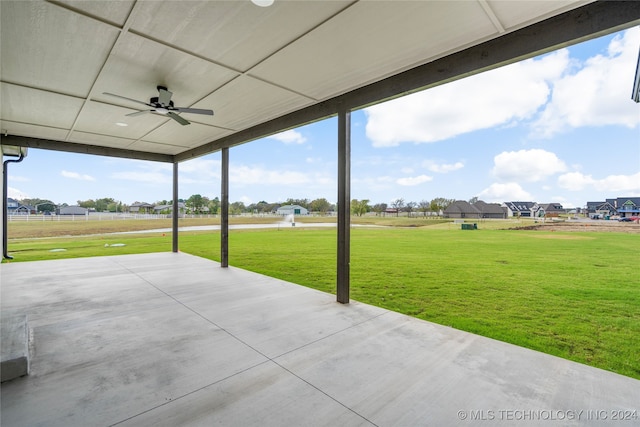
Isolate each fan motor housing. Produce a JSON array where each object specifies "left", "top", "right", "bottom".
[{"left": 150, "top": 97, "right": 174, "bottom": 108}]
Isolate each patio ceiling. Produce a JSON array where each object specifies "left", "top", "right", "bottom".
[{"left": 1, "top": 1, "right": 639, "bottom": 163}]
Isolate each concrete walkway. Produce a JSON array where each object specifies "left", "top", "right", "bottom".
[{"left": 1, "top": 253, "right": 638, "bottom": 426}]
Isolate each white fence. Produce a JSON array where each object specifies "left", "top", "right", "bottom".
[{"left": 7, "top": 213, "right": 222, "bottom": 222}]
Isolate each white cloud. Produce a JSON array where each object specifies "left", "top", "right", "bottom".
[
  {"left": 179, "top": 158, "right": 220, "bottom": 177},
  {"left": 269, "top": 129, "right": 306, "bottom": 145},
  {"left": 558, "top": 171, "right": 640, "bottom": 192},
  {"left": 238, "top": 195, "right": 253, "bottom": 205},
  {"left": 492, "top": 149, "right": 567, "bottom": 182},
  {"left": 364, "top": 49, "right": 569, "bottom": 146},
  {"left": 396, "top": 175, "right": 433, "bottom": 186},
  {"left": 477, "top": 183, "right": 533, "bottom": 202},
  {"left": 426, "top": 161, "right": 464, "bottom": 173},
  {"left": 61, "top": 170, "right": 95, "bottom": 181},
  {"left": 230, "top": 164, "right": 309, "bottom": 186},
  {"left": 8, "top": 186, "right": 29, "bottom": 199},
  {"left": 532, "top": 28, "right": 640, "bottom": 137},
  {"left": 8, "top": 175, "right": 30, "bottom": 182}
]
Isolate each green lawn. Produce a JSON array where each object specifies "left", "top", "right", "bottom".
[{"left": 4, "top": 226, "right": 639, "bottom": 379}]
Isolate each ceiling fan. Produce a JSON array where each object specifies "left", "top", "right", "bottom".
[{"left": 103, "top": 86, "right": 213, "bottom": 126}]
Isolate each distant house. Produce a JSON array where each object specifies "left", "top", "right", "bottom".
[
  {"left": 57, "top": 206, "right": 88, "bottom": 215},
  {"left": 538, "top": 203, "right": 565, "bottom": 217},
  {"left": 443, "top": 200, "right": 507, "bottom": 219},
  {"left": 587, "top": 198, "right": 640, "bottom": 218},
  {"left": 6, "top": 198, "right": 20, "bottom": 214},
  {"left": 503, "top": 201, "right": 536, "bottom": 217},
  {"left": 276, "top": 205, "right": 308, "bottom": 215},
  {"left": 443, "top": 201, "right": 480, "bottom": 219},
  {"left": 129, "top": 202, "right": 154, "bottom": 214},
  {"left": 153, "top": 202, "right": 185, "bottom": 215},
  {"left": 473, "top": 201, "right": 507, "bottom": 219},
  {"left": 615, "top": 198, "right": 640, "bottom": 218},
  {"left": 6, "top": 198, "right": 36, "bottom": 214}
]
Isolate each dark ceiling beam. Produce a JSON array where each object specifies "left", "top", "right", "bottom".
[
  {"left": 175, "top": 0, "right": 640, "bottom": 163},
  {"left": 0, "top": 135, "right": 174, "bottom": 163}
]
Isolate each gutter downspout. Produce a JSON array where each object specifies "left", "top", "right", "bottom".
[{"left": 3, "top": 153, "right": 25, "bottom": 259}]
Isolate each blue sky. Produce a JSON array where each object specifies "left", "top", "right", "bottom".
[{"left": 7, "top": 28, "right": 640, "bottom": 209}]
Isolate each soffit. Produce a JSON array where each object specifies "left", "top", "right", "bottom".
[{"left": 1, "top": 0, "right": 638, "bottom": 162}]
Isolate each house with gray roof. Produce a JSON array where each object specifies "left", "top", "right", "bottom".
[
  {"left": 276, "top": 205, "right": 308, "bottom": 216},
  {"left": 473, "top": 201, "right": 507, "bottom": 219},
  {"left": 129, "top": 202, "right": 154, "bottom": 214},
  {"left": 443, "top": 201, "right": 480, "bottom": 219},
  {"left": 536, "top": 203, "right": 565, "bottom": 218},
  {"left": 503, "top": 201, "right": 536, "bottom": 217}
]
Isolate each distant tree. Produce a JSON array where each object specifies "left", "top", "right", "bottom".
[
  {"left": 418, "top": 200, "right": 431, "bottom": 217},
  {"left": 95, "top": 197, "right": 115, "bottom": 212},
  {"left": 468, "top": 196, "right": 479, "bottom": 204},
  {"left": 310, "top": 198, "right": 332, "bottom": 214},
  {"left": 106, "top": 201, "right": 123, "bottom": 212},
  {"left": 22, "top": 198, "right": 56, "bottom": 213},
  {"left": 187, "top": 194, "right": 204, "bottom": 213},
  {"left": 285, "top": 198, "right": 310, "bottom": 209},
  {"left": 405, "top": 201, "right": 417, "bottom": 217},
  {"left": 372, "top": 203, "right": 387, "bottom": 216},
  {"left": 208, "top": 197, "right": 220, "bottom": 214},
  {"left": 430, "top": 197, "right": 455, "bottom": 216},
  {"left": 351, "top": 199, "right": 370, "bottom": 216},
  {"left": 77, "top": 199, "right": 96, "bottom": 209},
  {"left": 391, "top": 198, "right": 405, "bottom": 216},
  {"left": 230, "top": 201, "right": 246, "bottom": 215}
]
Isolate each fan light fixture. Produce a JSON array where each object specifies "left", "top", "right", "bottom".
[{"left": 251, "top": 0, "right": 274, "bottom": 7}]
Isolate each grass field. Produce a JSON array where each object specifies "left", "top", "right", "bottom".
[{"left": 3, "top": 219, "right": 639, "bottom": 380}]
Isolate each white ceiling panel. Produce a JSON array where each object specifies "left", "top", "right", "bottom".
[
  {"left": 250, "top": 1, "right": 497, "bottom": 101},
  {"left": 73, "top": 101, "right": 167, "bottom": 139},
  {"left": 56, "top": 0, "right": 135, "bottom": 26},
  {"left": 142, "top": 122, "right": 231, "bottom": 147},
  {"left": 1, "top": 83, "right": 84, "bottom": 129},
  {"left": 67, "top": 131, "right": 137, "bottom": 149},
  {"left": 128, "top": 140, "right": 202, "bottom": 156},
  {"left": 0, "top": 121, "right": 70, "bottom": 142},
  {"left": 130, "top": 0, "right": 353, "bottom": 72},
  {"left": 191, "top": 75, "right": 314, "bottom": 131},
  {"left": 2, "top": 0, "right": 633, "bottom": 161},
  {"left": 488, "top": 0, "right": 591, "bottom": 31},
  {"left": 92, "top": 32, "right": 239, "bottom": 108},
  {"left": 0, "top": 1, "right": 119, "bottom": 97}
]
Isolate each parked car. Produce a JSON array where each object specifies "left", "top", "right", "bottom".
[{"left": 619, "top": 216, "right": 639, "bottom": 222}]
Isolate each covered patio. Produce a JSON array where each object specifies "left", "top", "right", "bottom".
[
  {"left": 2, "top": 1, "right": 640, "bottom": 425},
  {"left": 2, "top": 253, "right": 639, "bottom": 426}
]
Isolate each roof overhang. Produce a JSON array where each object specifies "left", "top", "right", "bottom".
[{"left": 2, "top": 1, "right": 639, "bottom": 164}]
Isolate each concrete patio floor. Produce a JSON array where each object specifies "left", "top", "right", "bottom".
[{"left": 1, "top": 252, "right": 638, "bottom": 426}]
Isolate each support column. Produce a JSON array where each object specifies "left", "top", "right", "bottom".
[
  {"left": 172, "top": 162, "right": 179, "bottom": 253},
  {"left": 337, "top": 108, "right": 351, "bottom": 303},
  {"left": 221, "top": 147, "right": 229, "bottom": 268}
]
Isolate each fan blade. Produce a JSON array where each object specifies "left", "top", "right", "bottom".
[
  {"left": 173, "top": 107, "right": 214, "bottom": 116},
  {"left": 126, "top": 110, "right": 153, "bottom": 117},
  {"left": 103, "top": 92, "right": 151, "bottom": 107},
  {"left": 158, "top": 87, "right": 173, "bottom": 106},
  {"left": 166, "top": 112, "right": 190, "bottom": 126}
]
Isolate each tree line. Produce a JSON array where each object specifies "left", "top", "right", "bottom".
[{"left": 15, "top": 195, "right": 457, "bottom": 217}]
